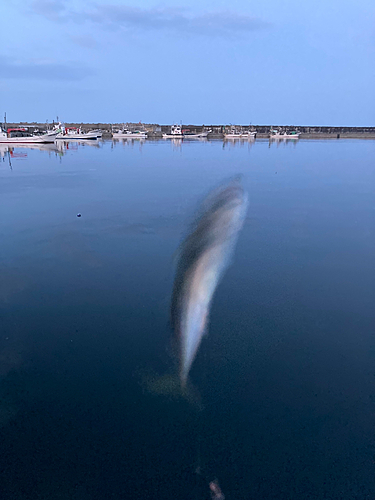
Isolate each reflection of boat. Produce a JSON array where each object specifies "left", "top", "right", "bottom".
[
  {"left": 1, "top": 143, "right": 60, "bottom": 153},
  {"left": 112, "top": 129, "right": 147, "bottom": 139},
  {"left": 6, "top": 143, "right": 59, "bottom": 152},
  {"left": 0, "top": 145, "right": 27, "bottom": 163},
  {"left": 171, "top": 138, "right": 183, "bottom": 150},
  {"left": 113, "top": 138, "right": 145, "bottom": 146},
  {"left": 56, "top": 140, "right": 100, "bottom": 153},
  {"left": 224, "top": 127, "right": 256, "bottom": 140},
  {"left": 0, "top": 126, "right": 59, "bottom": 143},
  {"left": 0, "top": 142, "right": 65, "bottom": 163},
  {"left": 163, "top": 125, "right": 183, "bottom": 138},
  {"left": 73, "top": 140, "right": 100, "bottom": 148},
  {"left": 56, "top": 126, "right": 98, "bottom": 140},
  {"left": 182, "top": 129, "right": 211, "bottom": 139},
  {"left": 222, "top": 138, "right": 254, "bottom": 150},
  {"left": 269, "top": 129, "right": 300, "bottom": 139},
  {"left": 0, "top": 144, "right": 12, "bottom": 159}
]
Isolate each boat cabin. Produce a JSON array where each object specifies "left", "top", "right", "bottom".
[{"left": 7, "top": 128, "right": 32, "bottom": 138}]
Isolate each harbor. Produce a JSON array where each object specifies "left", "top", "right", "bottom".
[
  {"left": 2, "top": 0, "right": 373, "bottom": 497},
  {"left": 2, "top": 121, "right": 375, "bottom": 141}
]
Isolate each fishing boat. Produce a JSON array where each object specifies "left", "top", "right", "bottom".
[
  {"left": 224, "top": 127, "right": 256, "bottom": 140},
  {"left": 182, "top": 128, "right": 211, "bottom": 139},
  {"left": 92, "top": 129, "right": 103, "bottom": 139},
  {"left": 56, "top": 126, "right": 99, "bottom": 140},
  {"left": 240, "top": 131, "right": 256, "bottom": 139},
  {"left": 163, "top": 125, "right": 183, "bottom": 139},
  {"left": 269, "top": 130, "right": 300, "bottom": 140},
  {"left": 112, "top": 129, "right": 147, "bottom": 139},
  {"left": 0, "top": 126, "right": 59, "bottom": 143}
]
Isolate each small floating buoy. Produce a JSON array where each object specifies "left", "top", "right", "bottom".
[{"left": 77, "top": 213, "right": 82, "bottom": 218}]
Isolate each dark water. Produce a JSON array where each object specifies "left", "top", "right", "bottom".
[{"left": 1, "top": 138, "right": 374, "bottom": 499}]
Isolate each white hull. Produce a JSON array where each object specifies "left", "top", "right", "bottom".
[
  {"left": 91, "top": 129, "right": 103, "bottom": 138},
  {"left": 224, "top": 126, "right": 256, "bottom": 139},
  {"left": 56, "top": 131, "right": 98, "bottom": 140},
  {"left": 0, "top": 131, "right": 58, "bottom": 143},
  {"left": 182, "top": 132, "right": 209, "bottom": 139},
  {"left": 224, "top": 133, "right": 256, "bottom": 139},
  {"left": 270, "top": 133, "right": 300, "bottom": 140},
  {"left": 113, "top": 133, "right": 147, "bottom": 139}
]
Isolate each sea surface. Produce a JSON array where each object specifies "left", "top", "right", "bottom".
[{"left": 1, "top": 138, "right": 374, "bottom": 500}]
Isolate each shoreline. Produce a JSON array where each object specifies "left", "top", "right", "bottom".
[{"left": 3, "top": 123, "right": 375, "bottom": 140}]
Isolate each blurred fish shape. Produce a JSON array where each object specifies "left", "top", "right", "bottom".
[{"left": 171, "top": 180, "right": 248, "bottom": 386}]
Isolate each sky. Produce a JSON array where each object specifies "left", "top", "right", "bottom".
[{"left": 0, "top": 0, "right": 374, "bottom": 125}]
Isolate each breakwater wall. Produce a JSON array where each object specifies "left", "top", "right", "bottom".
[
  {"left": 167, "top": 125, "right": 375, "bottom": 139},
  {"left": 5, "top": 123, "right": 375, "bottom": 139}
]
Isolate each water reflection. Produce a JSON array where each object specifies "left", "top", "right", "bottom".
[
  {"left": 112, "top": 137, "right": 146, "bottom": 143},
  {"left": 223, "top": 137, "right": 256, "bottom": 142},
  {"left": 0, "top": 143, "right": 61, "bottom": 156},
  {"left": 171, "top": 138, "right": 183, "bottom": 150},
  {"left": 112, "top": 138, "right": 145, "bottom": 151},
  {"left": 59, "top": 139, "right": 101, "bottom": 149},
  {"left": 268, "top": 138, "right": 299, "bottom": 148},
  {"left": 0, "top": 137, "right": 302, "bottom": 165},
  {"left": 0, "top": 139, "right": 105, "bottom": 169},
  {"left": 0, "top": 143, "right": 66, "bottom": 167},
  {"left": 222, "top": 138, "right": 255, "bottom": 150},
  {"left": 182, "top": 137, "right": 208, "bottom": 142}
]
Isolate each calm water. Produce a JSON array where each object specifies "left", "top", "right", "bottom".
[{"left": 1, "top": 138, "right": 374, "bottom": 500}]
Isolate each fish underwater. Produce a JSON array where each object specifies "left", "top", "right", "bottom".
[{"left": 171, "top": 180, "right": 248, "bottom": 386}]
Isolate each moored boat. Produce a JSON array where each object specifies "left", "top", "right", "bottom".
[
  {"left": 112, "top": 129, "right": 147, "bottom": 139},
  {"left": 91, "top": 129, "right": 103, "bottom": 139},
  {"left": 163, "top": 125, "right": 183, "bottom": 139},
  {"left": 269, "top": 129, "right": 300, "bottom": 140},
  {"left": 56, "top": 126, "right": 99, "bottom": 140},
  {"left": 0, "top": 126, "right": 59, "bottom": 143},
  {"left": 224, "top": 127, "right": 256, "bottom": 140},
  {"left": 182, "top": 128, "right": 212, "bottom": 139}
]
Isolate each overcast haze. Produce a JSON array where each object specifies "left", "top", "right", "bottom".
[{"left": 1, "top": 0, "right": 374, "bottom": 125}]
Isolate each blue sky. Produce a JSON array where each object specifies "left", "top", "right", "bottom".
[{"left": 1, "top": 0, "right": 374, "bottom": 125}]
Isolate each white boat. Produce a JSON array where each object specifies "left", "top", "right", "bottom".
[
  {"left": 269, "top": 130, "right": 300, "bottom": 140},
  {"left": 112, "top": 129, "right": 147, "bottom": 139},
  {"left": 163, "top": 125, "right": 183, "bottom": 139},
  {"left": 56, "top": 126, "right": 98, "bottom": 140},
  {"left": 182, "top": 128, "right": 211, "bottom": 139},
  {"left": 224, "top": 131, "right": 257, "bottom": 139},
  {"left": 224, "top": 127, "right": 256, "bottom": 140},
  {"left": 0, "top": 126, "right": 59, "bottom": 143},
  {"left": 91, "top": 129, "right": 103, "bottom": 139}
]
